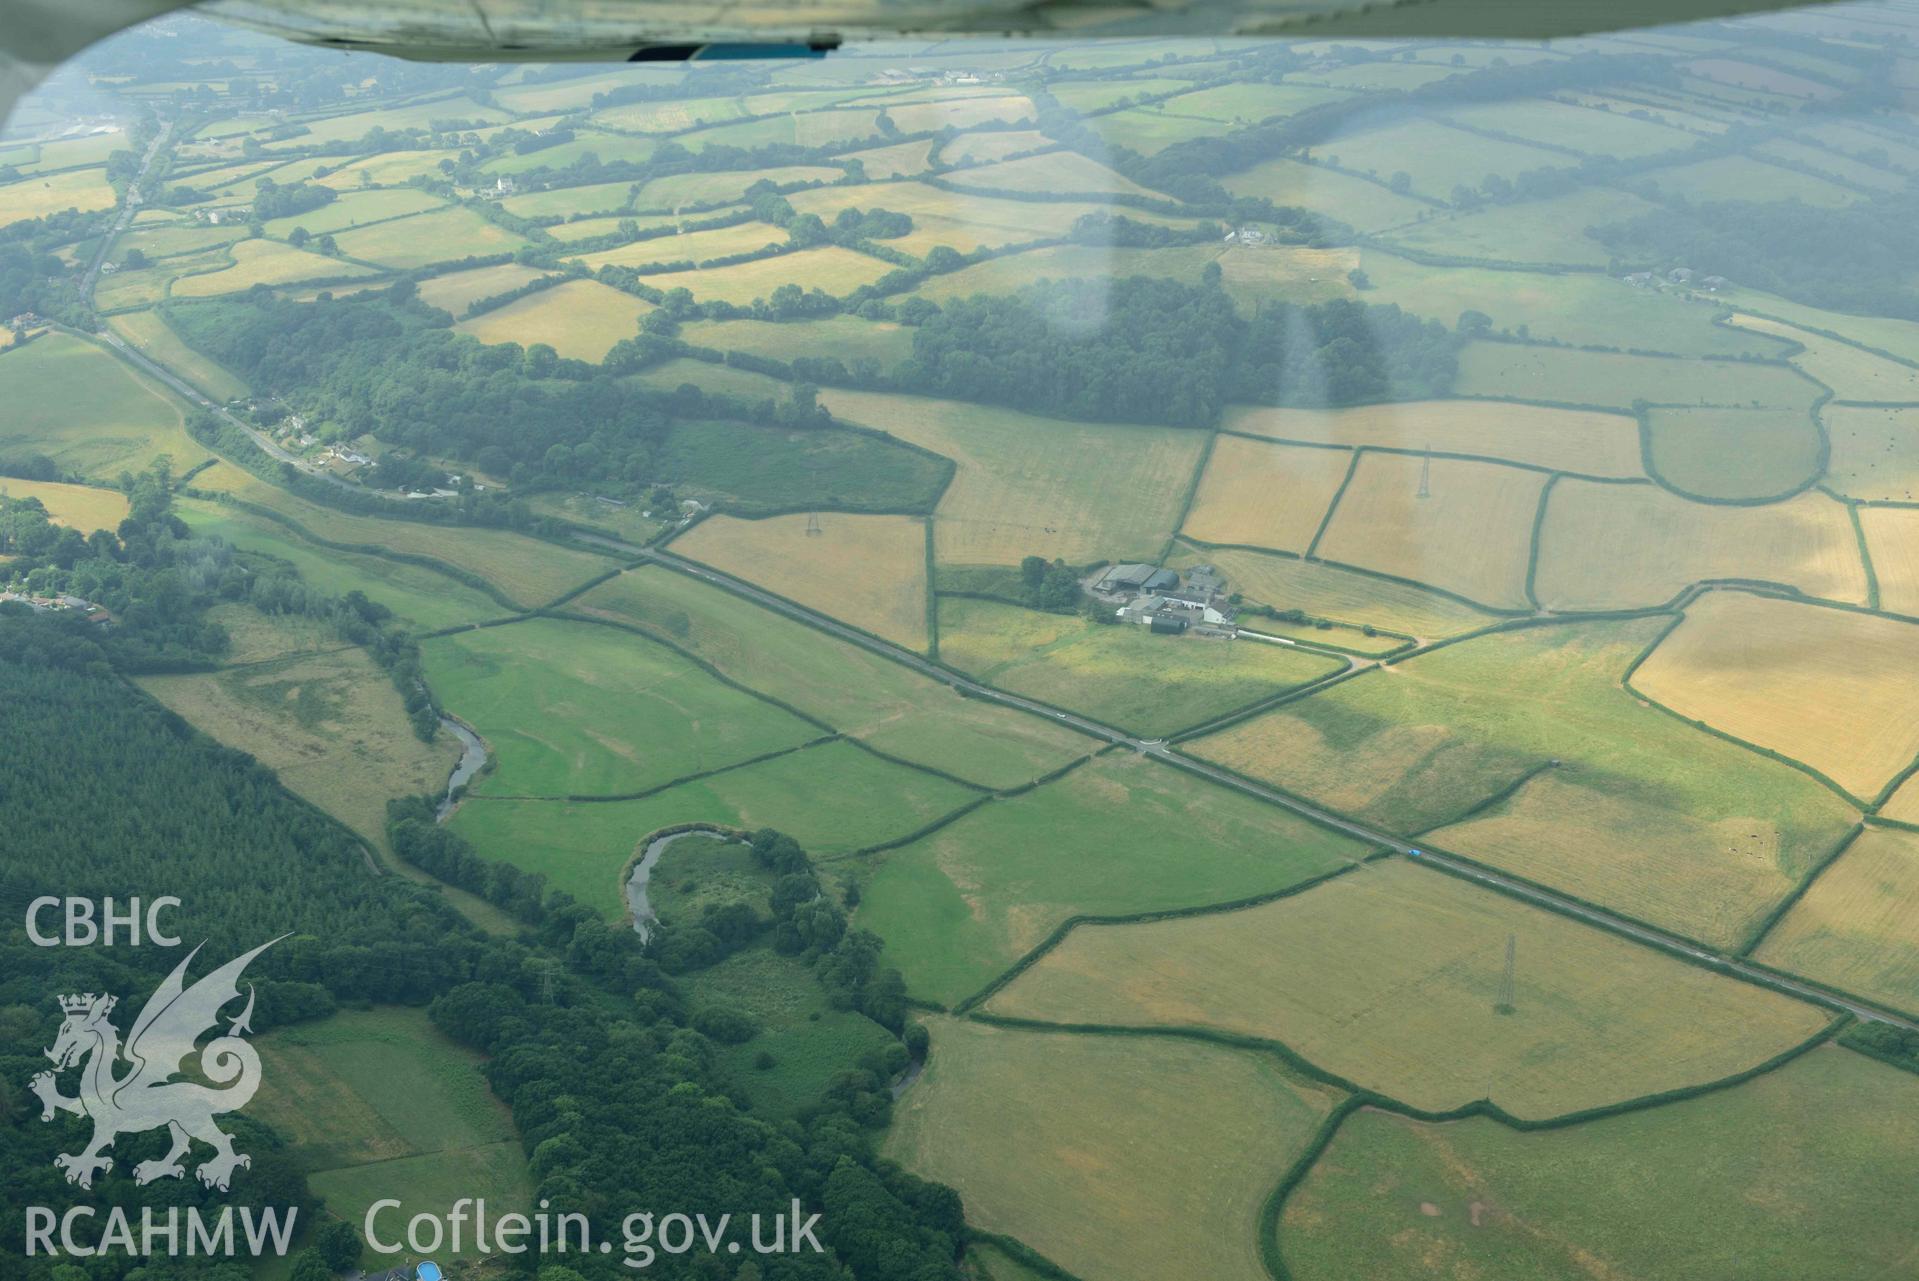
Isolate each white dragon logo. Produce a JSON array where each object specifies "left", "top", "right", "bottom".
[{"left": 30, "top": 937, "right": 283, "bottom": 1192}]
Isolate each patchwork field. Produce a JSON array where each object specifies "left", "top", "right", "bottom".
[
  {"left": 1223, "top": 400, "right": 1642, "bottom": 477},
  {"left": 251, "top": 1007, "right": 529, "bottom": 1266},
  {"left": 1182, "top": 437, "right": 1351, "bottom": 552},
  {"left": 1755, "top": 826, "right": 1919, "bottom": 1012},
  {"left": 1729, "top": 313, "right": 1919, "bottom": 400},
  {"left": 911, "top": 241, "right": 1348, "bottom": 309},
  {"left": 260, "top": 187, "right": 444, "bottom": 237},
  {"left": 574, "top": 568, "right": 1090, "bottom": 789},
  {"left": 454, "top": 278, "right": 653, "bottom": 360},
  {"left": 139, "top": 610, "right": 460, "bottom": 853},
  {"left": 670, "top": 511, "right": 929, "bottom": 649},
  {"left": 500, "top": 179, "right": 641, "bottom": 219},
  {"left": 1632, "top": 591, "right": 1919, "bottom": 801},
  {"left": 1861, "top": 505, "right": 1919, "bottom": 617},
  {"left": 1166, "top": 545, "right": 1495, "bottom": 639},
  {"left": 1188, "top": 617, "right": 1859, "bottom": 945},
  {"left": 330, "top": 206, "right": 529, "bottom": 268},
  {"left": 1222, "top": 157, "right": 1433, "bottom": 232},
  {"left": 1644, "top": 153, "right": 1860, "bottom": 206},
  {"left": 886, "top": 1019, "right": 1338, "bottom": 1281},
  {"left": 1826, "top": 405, "right": 1919, "bottom": 502},
  {"left": 0, "top": 333, "right": 207, "bottom": 478},
  {"left": 426, "top": 617, "right": 818, "bottom": 798},
  {"left": 1644, "top": 405, "right": 1823, "bottom": 500},
  {"left": 937, "top": 596, "right": 1344, "bottom": 736},
  {"left": 937, "top": 129, "right": 1053, "bottom": 165},
  {"left": 1319, "top": 118, "right": 1571, "bottom": 202},
  {"left": 856, "top": 751, "right": 1368, "bottom": 1005},
  {"left": 945, "top": 151, "right": 1156, "bottom": 198},
  {"left": 988, "top": 858, "right": 1831, "bottom": 1117},
  {"left": 1311, "top": 452, "right": 1546, "bottom": 610},
  {"left": 451, "top": 740, "right": 978, "bottom": 912},
  {"left": 1446, "top": 97, "right": 1699, "bottom": 156},
  {"left": 633, "top": 166, "right": 844, "bottom": 212},
  {"left": 785, "top": 181, "right": 1190, "bottom": 255},
  {"left": 678, "top": 314, "right": 916, "bottom": 367},
  {"left": 1533, "top": 480, "right": 1869, "bottom": 610},
  {"left": 818, "top": 388, "right": 1207, "bottom": 567},
  {"left": 1281, "top": 1046, "right": 1919, "bottom": 1280},
  {"left": 639, "top": 244, "right": 894, "bottom": 304},
  {"left": 1454, "top": 342, "right": 1816, "bottom": 409},
  {"left": 570, "top": 220, "right": 785, "bottom": 270},
  {"left": 0, "top": 478, "right": 129, "bottom": 532},
  {"left": 169, "top": 239, "right": 376, "bottom": 297}
]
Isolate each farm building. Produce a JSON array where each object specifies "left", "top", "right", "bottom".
[{"left": 1096, "top": 562, "right": 1159, "bottom": 592}]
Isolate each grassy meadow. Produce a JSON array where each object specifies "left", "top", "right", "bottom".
[
  {"left": 451, "top": 740, "right": 979, "bottom": 914},
  {"left": 887, "top": 1018, "right": 1339, "bottom": 1281},
  {"left": 574, "top": 568, "right": 1091, "bottom": 789},
  {"left": 0, "top": 333, "right": 208, "bottom": 478},
  {"left": 251, "top": 1007, "right": 529, "bottom": 1266},
  {"left": 988, "top": 858, "right": 1830, "bottom": 1118},
  {"left": 454, "top": 278, "right": 653, "bottom": 360},
  {"left": 1189, "top": 617, "right": 1860, "bottom": 946},
  {"left": 1278, "top": 1047, "right": 1919, "bottom": 1280},
  {"left": 1756, "top": 826, "right": 1919, "bottom": 1011},
  {"left": 855, "top": 751, "right": 1368, "bottom": 1006},
  {"left": 425, "top": 616, "right": 820, "bottom": 798},
  {"left": 936, "top": 596, "right": 1345, "bottom": 737}
]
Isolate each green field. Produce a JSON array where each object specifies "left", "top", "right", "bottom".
[
  {"left": 887, "top": 1018, "right": 1339, "bottom": 1281},
  {"left": 937, "top": 596, "right": 1345, "bottom": 737},
  {"left": 175, "top": 499, "right": 503, "bottom": 632},
  {"left": 169, "top": 239, "right": 377, "bottom": 298},
  {"left": 1454, "top": 341, "right": 1817, "bottom": 409},
  {"left": 1320, "top": 118, "right": 1572, "bottom": 202},
  {"left": 989, "top": 857, "right": 1831, "bottom": 1118},
  {"left": 1165, "top": 546, "right": 1496, "bottom": 639},
  {"left": 1279, "top": 1047, "right": 1919, "bottom": 1279},
  {"left": 330, "top": 206, "right": 529, "bottom": 268},
  {"left": 1445, "top": 97, "right": 1700, "bottom": 156},
  {"left": 1189, "top": 617, "right": 1859, "bottom": 946},
  {"left": 639, "top": 245, "right": 895, "bottom": 305},
  {"left": 0, "top": 332, "right": 208, "bottom": 478},
  {"left": 634, "top": 166, "right": 845, "bottom": 212},
  {"left": 452, "top": 739, "right": 979, "bottom": 913},
  {"left": 855, "top": 750, "right": 1369, "bottom": 1006},
  {"left": 1377, "top": 185, "right": 1659, "bottom": 265},
  {"left": 426, "top": 617, "right": 819, "bottom": 798},
  {"left": 686, "top": 943, "right": 898, "bottom": 1114},
  {"left": 652, "top": 412, "right": 951, "bottom": 514},
  {"left": 1645, "top": 405, "right": 1823, "bottom": 499},
  {"left": 106, "top": 308, "right": 249, "bottom": 401},
  {"left": 574, "top": 568, "right": 1092, "bottom": 789},
  {"left": 1359, "top": 252, "right": 1777, "bottom": 357},
  {"left": 1222, "top": 157, "right": 1436, "bottom": 232},
  {"left": 1754, "top": 825, "right": 1919, "bottom": 1011},
  {"left": 261, "top": 186, "right": 445, "bottom": 237},
  {"left": 251, "top": 1008, "right": 529, "bottom": 1266}
]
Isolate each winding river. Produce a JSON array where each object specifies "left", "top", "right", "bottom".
[
  {"left": 435, "top": 716, "right": 487, "bottom": 822},
  {"left": 624, "top": 828, "right": 741, "bottom": 941}
]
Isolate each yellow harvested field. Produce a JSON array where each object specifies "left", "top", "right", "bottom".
[
  {"left": 945, "top": 150, "right": 1157, "bottom": 198},
  {"left": 570, "top": 221, "right": 785, "bottom": 270},
  {"left": 1633, "top": 591, "right": 1919, "bottom": 800},
  {"left": 1168, "top": 545, "right": 1493, "bottom": 638},
  {"left": 169, "top": 239, "right": 374, "bottom": 297},
  {"left": 0, "top": 166, "right": 117, "bottom": 225},
  {"left": 670, "top": 512, "right": 929, "bottom": 649},
  {"left": 885, "top": 1018, "right": 1337, "bottom": 1281},
  {"left": 415, "top": 263, "right": 548, "bottom": 316},
  {"left": 1861, "top": 505, "right": 1919, "bottom": 617},
  {"left": 0, "top": 478, "right": 129, "bottom": 532},
  {"left": 819, "top": 388, "right": 1206, "bottom": 566},
  {"left": 1312, "top": 452, "right": 1545, "bottom": 610},
  {"left": 1534, "top": 480, "right": 1869, "bottom": 610},
  {"left": 1182, "top": 437, "right": 1352, "bottom": 553},
  {"left": 138, "top": 615, "right": 460, "bottom": 854},
  {"left": 1730, "top": 313, "right": 1919, "bottom": 400},
  {"left": 454, "top": 279, "right": 653, "bottom": 361},
  {"left": 190, "top": 466, "right": 613, "bottom": 609},
  {"left": 1223, "top": 400, "right": 1642, "bottom": 478},
  {"left": 1827, "top": 405, "right": 1919, "bottom": 502},
  {"left": 988, "top": 858, "right": 1831, "bottom": 1119},
  {"left": 639, "top": 245, "right": 893, "bottom": 305},
  {"left": 1756, "top": 826, "right": 1919, "bottom": 1012}
]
